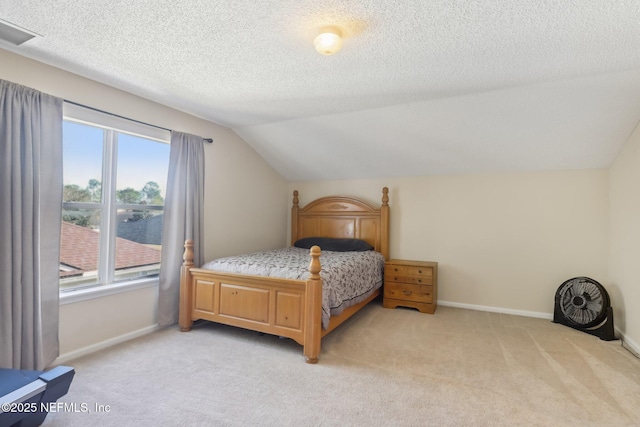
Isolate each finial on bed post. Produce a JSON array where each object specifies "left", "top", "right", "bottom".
[
  {"left": 309, "top": 245, "right": 321, "bottom": 279},
  {"left": 183, "top": 239, "right": 194, "bottom": 267},
  {"left": 291, "top": 190, "right": 300, "bottom": 246},
  {"left": 382, "top": 187, "right": 389, "bottom": 206}
]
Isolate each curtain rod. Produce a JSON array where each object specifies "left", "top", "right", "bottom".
[{"left": 63, "top": 99, "right": 213, "bottom": 143}]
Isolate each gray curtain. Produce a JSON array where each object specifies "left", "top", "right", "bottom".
[
  {"left": 158, "top": 131, "right": 205, "bottom": 326},
  {"left": 0, "top": 80, "right": 63, "bottom": 370}
]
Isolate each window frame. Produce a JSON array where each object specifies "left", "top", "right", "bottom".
[{"left": 60, "top": 103, "right": 170, "bottom": 301}]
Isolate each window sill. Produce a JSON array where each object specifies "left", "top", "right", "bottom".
[{"left": 59, "top": 277, "right": 159, "bottom": 305}]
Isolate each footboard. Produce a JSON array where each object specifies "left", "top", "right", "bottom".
[{"left": 179, "top": 240, "right": 323, "bottom": 363}]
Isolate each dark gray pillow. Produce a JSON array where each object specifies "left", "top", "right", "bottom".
[{"left": 293, "top": 237, "right": 373, "bottom": 252}]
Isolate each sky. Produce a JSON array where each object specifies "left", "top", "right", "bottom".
[{"left": 63, "top": 121, "right": 171, "bottom": 198}]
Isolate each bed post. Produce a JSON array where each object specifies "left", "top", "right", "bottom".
[
  {"left": 304, "top": 245, "right": 322, "bottom": 364},
  {"left": 291, "top": 190, "right": 299, "bottom": 246},
  {"left": 381, "top": 187, "right": 390, "bottom": 260},
  {"left": 179, "top": 239, "right": 195, "bottom": 332}
]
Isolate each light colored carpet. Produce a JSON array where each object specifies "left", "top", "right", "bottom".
[{"left": 42, "top": 302, "right": 640, "bottom": 426}]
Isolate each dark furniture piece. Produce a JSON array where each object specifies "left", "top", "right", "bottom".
[{"left": 0, "top": 366, "right": 75, "bottom": 427}]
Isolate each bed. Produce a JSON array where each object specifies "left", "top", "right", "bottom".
[{"left": 179, "top": 187, "right": 390, "bottom": 363}]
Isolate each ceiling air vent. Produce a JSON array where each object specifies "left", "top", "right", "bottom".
[{"left": 0, "top": 19, "right": 39, "bottom": 45}]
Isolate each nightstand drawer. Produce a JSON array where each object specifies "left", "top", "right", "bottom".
[
  {"left": 384, "top": 282, "right": 434, "bottom": 304},
  {"left": 386, "top": 264, "right": 432, "bottom": 276},
  {"left": 384, "top": 271, "right": 432, "bottom": 285}
]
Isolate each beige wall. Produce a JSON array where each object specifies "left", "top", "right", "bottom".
[
  {"left": 58, "top": 286, "right": 159, "bottom": 355},
  {"left": 0, "top": 48, "right": 288, "bottom": 359},
  {"left": 290, "top": 169, "right": 609, "bottom": 317},
  {"left": 609, "top": 121, "right": 640, "bottom": 352}
]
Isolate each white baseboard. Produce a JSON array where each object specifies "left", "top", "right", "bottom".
[
  {"left": 616, "top": 329, "right": 640, "bottom": 357},
  {"left": 52, "top": 324, "right": 160, "bottom": 366},
  {"left": 438, "top": 300, "right": 553, "bottom": 320}
]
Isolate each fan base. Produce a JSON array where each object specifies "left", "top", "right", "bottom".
[{"left": 553, "top": 306, "right": 617, "bottom": 341}]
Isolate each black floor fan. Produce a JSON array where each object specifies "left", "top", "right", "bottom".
[{"left": 553, "top": 276, "right": 617, "bottom": 341}]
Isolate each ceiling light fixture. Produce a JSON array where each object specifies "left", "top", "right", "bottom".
[{"left": 313, "top": 26, "right": 343, "bottom": 56}]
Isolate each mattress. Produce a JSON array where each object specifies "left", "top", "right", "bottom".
[{"left": 201, "top": 246, "right": 385, "bottom": 329}]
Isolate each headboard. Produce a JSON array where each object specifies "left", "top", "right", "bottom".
[{"left": 291, "top": 187, "right": 389, "bottom": 260}]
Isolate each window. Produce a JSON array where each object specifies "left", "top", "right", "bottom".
[{"left": 60, "top": 104, "right": 170, "bottom": 291}]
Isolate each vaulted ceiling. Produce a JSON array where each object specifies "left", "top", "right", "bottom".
[{"left": 2, "top": 1, "right": 640, "bottom": 181}]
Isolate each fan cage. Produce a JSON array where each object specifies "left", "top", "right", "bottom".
[{"left": 555, "top": 277, "right": 610, "bottom": 329}]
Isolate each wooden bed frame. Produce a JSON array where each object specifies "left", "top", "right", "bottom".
[{"left": 179, "top": 187, "right": 389, "bottom": 363}]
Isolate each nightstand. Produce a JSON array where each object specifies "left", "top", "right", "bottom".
[{"left": 383, "top": 259, "right": 438, "bottom": 314}]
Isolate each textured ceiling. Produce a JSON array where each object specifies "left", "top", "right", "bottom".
[{"left": 2, "top": 1, "right": 640, "bottom": 180}]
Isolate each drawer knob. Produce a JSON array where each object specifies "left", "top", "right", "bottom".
[
  {"left": 402, "top": 289, "right": 412, "bottom": 296},
  {"left": 418, "top": 279, "right": 422, "bottom": 283},
  {"left": 418, "top": 270, "right": 422, "bottom": 273}
]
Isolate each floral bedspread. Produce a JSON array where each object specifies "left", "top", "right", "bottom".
[{"left": 201, "top": 247, "right": 385, "bottom": 329}]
